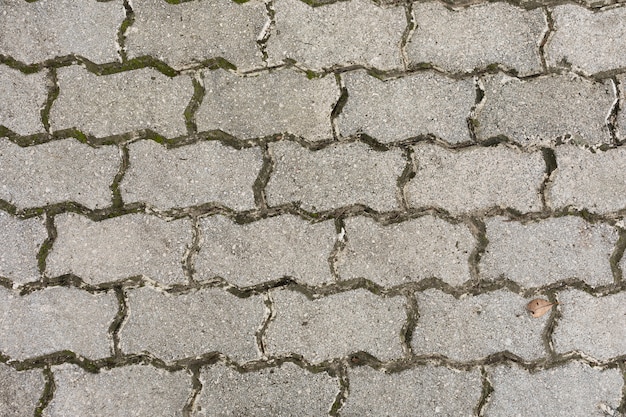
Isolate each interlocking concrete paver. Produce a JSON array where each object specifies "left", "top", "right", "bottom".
[
  {"left": 548, "top": 146, "right": 626, "bottom": 213},
  {"left": 481, "top": 216, "right": 617, "bottom": 287},
  {"left": 196, "top": 69, "right": 338, "bottom": 141},
  {"left": 336, "top": 216, "right": 474, "bottom": 287},
  {"left": 265, "top": 289, "right": 406, "bottom": 363},
  {"left": 0, "top": 138, "right": 119, "bottom": 210},
  {"left": 194, "top": 363, "right": 338, "bottom": 417},
  {"left": 267, "top": 141, "right": 404, "bottom": 212},
  {"left": 0, "top": 364, "right": 44, "bottom": 417},
  {"left": 126, "top": 0, "right": 268, "bottom": 71},
  {"left": 0, "top": 286, "right": 116, "bottom": 360},
  {"left": 412, "top": 289, "right": 546, "bottom": 361},
  {"left": 46, "top": 213, "right": 191, "bottom": 285},
  {"left": 475, "top": 74, "right": 615, "bottom": 145},
  {"left": 485, "top": 362, "right": 623, "bottom": 416},
  {"left": 266, "top": 0, "right": 405, "bottom": 71},
  {"left": 50, "top": 66, "right": 192, "bottom": 138},
  {"left": 120, "top": 287, "right": 264, "bottom": 362},
  {"left": 406, "top": 143, "right": 544, "bottom": 214},
  {"left": 553, "top": 290, "right": 626, "bottom": 360},
  {"left": 195, "top": 214, "right": 335, "bottom": 286},
  {"left": 336, "top": 71, "right": 474, "bottom": 143},
  {"left": 407, "top": 2, "right": 546, "bottom": 76},
  {"left": 0, "top": 0, "right": 124, "bottom": 64},
  {"left": 121, "top": 140, "right": 262, "bottom": 210},
  {"left": 45, "top": 364, "right": 191, "bottom": 417},
  {"left": 546, "top": 5, "right": 626, "bottom": 75},
  {"left": 0, "top": 212, "right": 46, "bottom": 285},
  {"left": 0, "top": 66, "right": 47, "bottom": 135},
  {"left": 341, "top": 366, "right": 482, "bottom": 416}
]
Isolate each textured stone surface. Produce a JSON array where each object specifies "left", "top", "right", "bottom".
[
  {"left": 475, "top": 74, "right": 614, "bottom": 145},
  {"left": 194, "top": 363, "right": 338, "bottom": 417},
  {"left": 0, "top": 286, "right": 116, "bottom": 360},
  {"left": 342, "top": 366, "right": 482, "bottom": 416},
  {"left": 407, "top": 2, "right": 546, "bottom": 76},
  {"left": 406, "top": 143, "right": 544, "bottom": 214},
  {"left": 267, "top": 141, "right": 404, "bottom": 212},
  {"left": 485, "top": 362, "right": 623, "bottom": 416},
  {"left": 336, "top": 216, "right": 474, "bottom": 287},
  {"left": 266, "top": 0, "right": 405, "bottom": 71},
  {"left": 546, "top": 5, "right": 626, "bottom": 75},
  {"left": 50, "top": 66, "right": 192, "bottom": 138},
  {"left": 412, "top": 290, "right": 547, "bottom": 361},
  {"left": 0, "top": 364, "right": 45, "bottom": 417},
  {"left": 549, "top": 146, "right": 626, "bottom": 213},
  {"left": 0, "top": 0, "right": 124, "bottom": 64},
  {"left": 46, "top": 213, "right": 191, "bottom": 285},
  {"left": 196, "top": 69, "right": 338, "bottom": 141},
  {"left": 120, "top": 287, "right": 264, "bottom": 362},
  {"left": 196, "top": 215, "right": 335, "bottom": 286},
  {"left": 0, "top": 138, "right": 119, "bottom": 209},
  {"left": 121, "top": 140, "right": 262, "bottom": 210},
  {"left": 481, "top": 216, "right": 617, "bottom": 287},
  {"left": 46, "top": 364, "right": 191, "bottom": 417},
  {"left": 0, "top": 66, "right": 47, "bottom": 135},
  {"left": 0, "top": 212, "right": 46, "bottom": 285},
  {"left": 126, "top": 0, "right": 267, "bottom": 71},
  {"left": 265, "top": 289, "right": 406, "bottom": 363},
  {"left": 553, "top": 290, "right": 626, "bottom": 360},
  {"left": 336, "top": 71, "right": 474, "bottom": 143}
]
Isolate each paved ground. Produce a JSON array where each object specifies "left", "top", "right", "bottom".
[{"left": 1, "top": 0, "right": 626, "bottom": 415}]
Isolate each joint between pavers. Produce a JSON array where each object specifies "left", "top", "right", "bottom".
[
  {"left": 608, "top": 76, "right": 622, "bottom": 144},
  {"left": 538, "top": 6, "right": 554, "bottom": 74},
  {"left": 41, "top": 67, "right": 59, "bottom": 134},
  {"left": 182, "top": 365, "right": 203, "bottom": 417},
  {"left": 256, "top": 0, "right": 275, "bottom": 66},
  {"left": 256, "top": 292, "right": 275, "bottom": 359},
  {"left": 466, "top": 216, "right": 488, "bottom": 282},
  {"left": 252, "top": 140, "right": 273, "bottom": 211},
  {"left": 396, "top": 145, "right": 416, "bottom": 211},
  {"left": 34, "top": 366, "right": 55, "bottom": 417},
  {"left": 539, "top": 147, "right": 558, "bottom": 211},
  {"left": 399, "top": 1, "right": 416, "bottom": 71},
  {"left": 474, "top": 366, "right": 494, "bottom": 417},
  {"left": 328, "top": 217, "right": 346, "bottom": 281},
  {"left": 610, "top": 227, "right": 626, "bottom": 283},
  {"left": 183, "top": 72, "right": 206, "bottom": 136},
  {"left": 329, "top": 361, "right": 349, "bottom": 416},
  {"left": 110, "top": 143, "right": 129, "bottom": 209},
  {"left": 183, "top": 216, "right": 202, "bottom": 285},
  {"left": 37, "top": 213, "right": 57, "bottom": 278},
  {"left": 117, "top": 0, "right": 135, "bottom": 63},
  {"left": 400, "top": 289, "right": 419, "bottom": 357},
  {"left": 329, "top": 73, "right": 348, "bottom": 141},
  {"left": 109, "top": 286, "right": 129, "bottom": 357}
]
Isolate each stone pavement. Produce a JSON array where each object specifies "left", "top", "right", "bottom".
[{"left": 2, "top": 0, "right": 626, "bottom": 415}]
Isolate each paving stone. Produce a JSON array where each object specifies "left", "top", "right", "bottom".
[
  {"left": 485, "top": 362, "right": 623, "bottom": 416},
  {"left": 126, "top": 0, "right": 267, "bottom": 71},
  {"left": 50, "top": 66, "right": 192, "bottom": 138},
  {"left": 120, "top": 286, "right": 264, "bottom": 363},
  {"left": 336, "top": 71, "right": 475, "bottom": 143},
  {"left": 46, "top": 364, "right": 191, "bottom": 417},
  {"left": 0, "top": 66, "right": 47, "bottom": 135},
  {"left": 196, "top": 69, "right": 338, "bottom": 141},
  {"left": 265, "top": 288, "right": 406, "bottom": 363},
  {"left": 481, "top": 216, "right": 617, "bottom": 287},
  {"left": 194, "top": 362, "right": 338, "bottom": 416},
  {"left": 0, "top": 212, "right": 46, "bottom": 285},
  {"left": 0, "top": 364, "right": 45, "bottom": 417},
  {"left": 412, "top": 289, "right": 546, "bottom": 361},
  {"left": 46, "top": 213, "right": 190, "bottom": 285},
  {"left": 546, "top": 5, "right": 626, "bottom": 75},
  {"left": 407, "top": 2, "right": 546, "bottom": 76},
  {"left": 0, "top": 286, "right": 116, "bottom": 360},
  {"left": 342, "top": 366, "right": 481, "bottom": 416},
  {"left": 406, "top": 143, "right": 544, "bottom": 214},
  {"left": 0, "top": 138, "right": 119, "bottom": 210},
  {"left": 195, "top": 214, "right": 335, "bottom": 287},
  {"left": 336, "top": 216, "right": 474, "bottom": 287},
  {"left": 0, "top": 0, "right": 124, "bottom": 64},
  {"left": 267, "top": 141, "right": 404, "bottom": 212},
  {"left": 266, "top": 0, "right": 405, "bottom": 71},
  {"left": 121, "top": 140, "right": 262, "bottom": 210},
  {"left": 553, "top": 290, "right": 626, "bottom": 360},
  {"left": 475, "top": 73, "right": 614, "bottom": 145},
  {"left": 548, "top": 146, "right": 626, "bottom": 213}
]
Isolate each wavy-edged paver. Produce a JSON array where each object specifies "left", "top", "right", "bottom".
[
  {"left": 0, "top": 66, "right": 47, "bottom": 135},
  {"left": 120, "top": 286, "right": 264, "bottom": 363},
  {"left": 336, "top": 70, "right": 474, "bottom": 143},
  {"left": 195, "top": 214, "right": 336, "bottom": 286},
  {"left": 0, "top": 364, "right": 45, "bottom": 417},
  {"left": 0, "top": 138, "right": 119, "bottom": 210},
  {"left": 0, "top": 212, "right": 46, "bottom": 285},
  {"left": 407, "top": 2, "right": 546, "bottom": 76},
  {"left": 121, "top": 140, "right": 262, "bottom": 211},
  {"left": 46, "top": 213, "right": 191, "bottom": 285}
]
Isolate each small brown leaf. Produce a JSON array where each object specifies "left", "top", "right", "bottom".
[{"left": 526, "top": 298, "right": 555, "bottom": 318}]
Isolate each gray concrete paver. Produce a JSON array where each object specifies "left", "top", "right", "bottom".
[
  {"left": 0, "top": 364, "right": 45, "bottom": 417},
  {"left": 0, "top": 212, "right": 46, "bottom": 285},
  {"left": 0, "top": 66, "right": 47, "bottom": 135}
]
